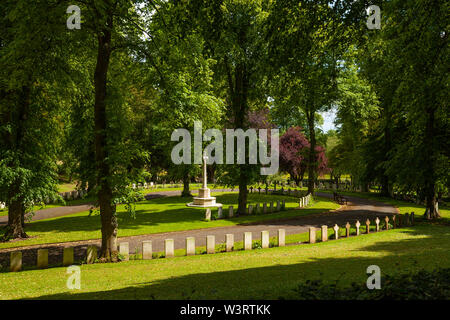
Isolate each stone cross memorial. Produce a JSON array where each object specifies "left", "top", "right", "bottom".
[
  {"left": 333, "top": 224, "right": 339, "bottom": 240},
  {"left": 187, "top": 151, "right": 222, "bottom": 219},
  {"left": 355, "top": 220, "right": 361, "bottom": 236},
  {"left": 345, "top": 222, "right": 351, "bottom": 237}
]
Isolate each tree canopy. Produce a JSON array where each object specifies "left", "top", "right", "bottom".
[{"left": 0, "top": 0, "right": 448, "bottom": 251}]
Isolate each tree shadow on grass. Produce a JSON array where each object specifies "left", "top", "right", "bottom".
[{"left": 21, "top": 224, "right": 450, "bottom": 300}]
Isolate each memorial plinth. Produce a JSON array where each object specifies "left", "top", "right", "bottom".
[{"left": 186, "top": 153, "right": 222, "bottom": 215}]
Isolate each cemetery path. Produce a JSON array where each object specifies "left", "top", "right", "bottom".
[
  {"left": 0, "top": 193, "right": 399, "bottom": 267},
  {"left": 0, "top": 189, "right": 236, "bottom": 225},
  {"left": 0, "top": 203, "right": 96, "bottom": 225}
]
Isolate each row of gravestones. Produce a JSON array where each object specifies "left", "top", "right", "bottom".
[
  {"left": 299, "top": 194, "right": 312, "bottom": 208},
  {"left": 7, "top": 229, "right": 288, "bottom": 272},
  {"left": 57, "top": 189, "right": 88, "bottom": 203},
  {"left": 206, "top": 200, "right": 287, "bottom": 221},
  {"left": 131, "top": 182, "right": 188, "bottom": 189},
  {"left": 132, "top": 182, "right": 153, "bottom": 189},
  {"left": 205, "top": 194, "right": 312, "bottom": 221},
  {"left": 308, "top": 212, "right": 415, "bottom": 243},
  {"left": 117, "top": 230, "right": 287, "bottom": 259},
  {"left": 254, "top": 181, "right": 303, "bottom": 188},
  {"left": 248, "top": 183, "right": 303, "bottom": 193},
  {"left": 249, "top": 186, "right": 305, "bottom": 197},
  {"left": 317, "top": 182, "right": 354, "bottom": 191},
  {"left": 392, "top": 193, "right": 425, "bottom": 205},
  {"left": 6, "top": 212, "right": 415, "bottom": 272}
]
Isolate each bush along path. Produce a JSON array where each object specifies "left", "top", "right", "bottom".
[{"left": 0, "top": 192, "right": 399, "bottom": 271}]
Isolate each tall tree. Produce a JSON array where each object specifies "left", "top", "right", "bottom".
[
  {"left": 373, "top": 0, "right": 448, "bottom": 218},
  {"left": 180, "top": 0, "right": 270, "bottom": 214},
  {"left": 266, "top": 0, "right": 359, "bottom": 195},
  {"left": 333, "top": 57, "right": 380, "bottom": 191},
  {"left": 139, "top": 1, "right": 225, "bottom": 197},
  {"left": 0, "top": 0, "right": 71, "bottom": 239},
  {"left": 73, "top": 0, "right": 147, "bottom": 260}
]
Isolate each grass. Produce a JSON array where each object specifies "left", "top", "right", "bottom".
[
  {"left": 57, "top": 183, "right": 77, "bottom": 193},
  {"left": 0, "top": 223, "right": 448, "bottom": 299},
  {"left": 0, "top": 193, "right": 338, "bottom": 250}
]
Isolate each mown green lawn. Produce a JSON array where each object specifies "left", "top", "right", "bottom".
[
  {"left": 0, "top": 224, "right": 448, "bottom": 300},
  {"left": 57, "top": 183, "right": 78, "bottom": 193},
  {"left": 0, "top": 193, "right": 338, "bottom": 250}
]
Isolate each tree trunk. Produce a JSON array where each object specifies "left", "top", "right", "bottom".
[
  {"left": 362, "top": 184, "right": 369, "bottom": 192},
  {"left": 21, "top": 208, "right": 25, "bottom": 228},
  {"left": 94, "top": 18, "right": 118, "bottom": 261},
  {"left": 380, "top": 174, "right": 390, "bottom": 197},
  {"left": 181, "top": 169, "right": 191, "bottom": 197},
  {"left": 4, "top": 197, "right": 28, "bottom": 239},
  {"left": 299, "top": 166, "right": 306, "bottom": 182},
  {"left": 4, "top": 86, "right": 31, "bottom": 240},
  {"left": 306, "top": 111, "right": 316, "bottom": 195},
  {"left": 380, "top": 106, "right": 391, "bottom": 197},
  {"left": 208, "top": 165, "right": 216, "bottom": 184},
  {"left": 237, "top": 168, "right": 248, "bottom": 215},
  {"left": 230, "top": 60, "right": 249, "bottom": 215},
  {"left": 99, "top": 186, "right": 117, "bottom": 260},
  {"left": 423, "top": 106, "right": 440, "bottom": 219}
]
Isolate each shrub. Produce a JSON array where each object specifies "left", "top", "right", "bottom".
[
  {"left": 252, "top": 240, "right": 262, "bottom": 249},
  {"left": 286, "top": 268, "right": 450, "bottom": 300}
]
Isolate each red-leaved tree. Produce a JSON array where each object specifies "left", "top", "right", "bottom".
[{"left": 280, "top": 127, "right": 329, "bottom": 185}]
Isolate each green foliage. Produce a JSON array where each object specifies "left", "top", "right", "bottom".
[
  {"left": 289, "top": 268, "right": 450, "bottom": 300},
  {"left": 0, "top": 0, "right": 72, "bottom": 216},
  {"left": 331, "top": 57, "right": 380, "bottom": 185}
]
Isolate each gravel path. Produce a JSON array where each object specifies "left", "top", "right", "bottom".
[{"left": 0, "top": 192, "right": 398, "bottom": 267}]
